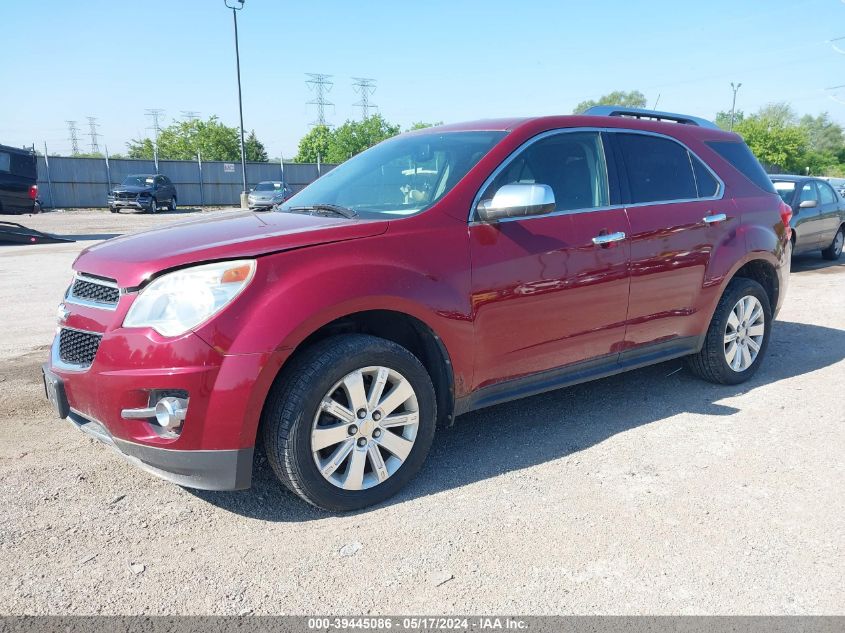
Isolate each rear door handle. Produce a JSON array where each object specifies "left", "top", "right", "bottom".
[
  {"left": 592, "top": 231, "right": 626, "bottom": 245},
  {"left": 703, "top": 213, "right": 727, "bottom": 224}
]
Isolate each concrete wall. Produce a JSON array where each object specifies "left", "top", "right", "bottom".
[{"left": 36, "top": 156, "right": 338, "bottom": 208}]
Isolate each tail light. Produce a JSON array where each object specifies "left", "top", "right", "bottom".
[
  {"left": 29, "top": 184, "right": 38, "bottom": 200},
  {"left": 779, "top": 201, "right": 792, "bottom": 238}
]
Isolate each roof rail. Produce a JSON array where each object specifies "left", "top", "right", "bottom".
[{"left": 583, "top": 105, "right": 720, "bottom": 130}]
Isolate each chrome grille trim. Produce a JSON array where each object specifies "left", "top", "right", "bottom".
[{"left": 66, "top": 273, "right": 121, "bottom": 311}]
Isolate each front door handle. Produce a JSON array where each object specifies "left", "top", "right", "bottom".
[
  {"left": 592, "top": 231, "right": 626, "bottom": 246},
  {"left": 703, "top": 213, "right": 727, "bottom": 224}
]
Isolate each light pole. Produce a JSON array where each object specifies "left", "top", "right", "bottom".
[
  {"left": 224, "top": 0, "right": 248, "bottom": 207},
  {"left": 730, "top": 82, "right": 742, "bottom": 131}
]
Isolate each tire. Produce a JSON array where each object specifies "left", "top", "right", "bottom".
[
  {"left": 262, "top": 334, "right": 437, "bottom": 512},
  {"left": 148, "top": 198, "right": 157, "bottom": 214},
  {"left": 169, "top": 196, "right": 177, "bottom": 212},
  {"left": 686, "top": 278, "right": 772, "bottom": 385},
  {"left": 109, "top": 206, "right": 118, "bottom": 214},
  {"left": 821, "top": 226, "right": 844, "bottom": 261}
]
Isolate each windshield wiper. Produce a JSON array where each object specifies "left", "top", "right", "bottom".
[{"left": 286, "top": 204, "right": 358, "bottom": 219}]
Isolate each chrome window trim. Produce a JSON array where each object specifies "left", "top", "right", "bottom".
[
  {"left": 65, "top": 273, "right": 122, "bottom": 311},
  {"left": 468, "top": 127, "right": 725, "bottom": 225},
  {"left": 51, "top": 325, "right": 103, "bottom": 372}
]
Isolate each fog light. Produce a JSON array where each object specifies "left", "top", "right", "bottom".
[{"left": 154, "top": 397, "right": 188, "bottom": 430}]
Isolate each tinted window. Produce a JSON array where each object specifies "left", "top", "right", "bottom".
[
  {"left": 0, "top": 152, "right": 9, "bottom": 172},
  {"left": 480, "top": 132, "right": 609, "bottom": 212},
  {"left": 616, "top": 133, "right": 697, "bottom": 203},
  {"left": 772, "top": 180, "right": 797, "bottom": 204},
  {"left": 691, "top": 155, "right": 719, "bottom": 197},
  {"left": 706, "top": 140, "right": 777, "bottom": 194},
  {"left": 818, "top": 181, "right": 837, "bottom": 205}
]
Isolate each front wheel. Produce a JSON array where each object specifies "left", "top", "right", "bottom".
[
  {"left": 821, "top": 226, "right": 844, "bottom": 261},
  {"left": 262, "top": 334, "right": 437, "bottom": 511},
  {"left": 686, "top": 278, "right": 772, "bottom": 385}
]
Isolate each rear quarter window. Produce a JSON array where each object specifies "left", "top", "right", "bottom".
[{"left": 706, "top": 140, "right": 776, "bottom": 194}]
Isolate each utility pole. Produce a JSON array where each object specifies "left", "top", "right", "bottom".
[
  {"left": 352, "top": 77, "right": 378, "bottom": 119},
  {"left": 730, "top": 82, "right": 742, "bottom": 131},
  {"left": 65, "top": 120, "right": 81, "bottom": 155},
  {"left": 86, "top": 116, "right": 101, "bottom": 154},
  {"left": 224, "top": 0, "right": 248, "bottom": 205},
  {"left": 306, "top": 73, "right": 334, "bottom": 126},
  {"left": 181, "top": 110, "right": 201, "bottom": 122}
]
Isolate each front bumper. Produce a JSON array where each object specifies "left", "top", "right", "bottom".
[
  {"left": 45, "top": 315, "right": 280, "bottom": 490},
  {"left": 64, "top": 402, "right": 253, "bottom": 490},
  {"left": 108, "top": 196, "right": 155, "bottom": 210}
]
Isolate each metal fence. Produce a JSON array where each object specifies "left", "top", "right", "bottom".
[{"left": 36, "top": 156, "right": 338, "bottom": 208}]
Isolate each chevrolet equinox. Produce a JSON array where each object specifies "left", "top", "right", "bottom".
[{"left": 43, "top": 107, "right": 792, "bottom": 511}]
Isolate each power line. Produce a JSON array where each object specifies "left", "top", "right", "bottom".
[
  {"left": 352, "top": 77, "right": 378, "bottom": 119},
  {"left": 65, "top": 120, "right": 81, "bottom": 155},
  {"left": 86, "top": 116, "right": 100, "bottom": 154},
  {"left": 181, "top": 110, "right": 201, "bottom": 121},
  {"left": 306, "top": 73, "right": 334, "bottom": 126}
]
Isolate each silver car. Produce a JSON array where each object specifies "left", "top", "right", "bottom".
[{"left": 247, "top": 181, "right": 291, "bottom": 211}]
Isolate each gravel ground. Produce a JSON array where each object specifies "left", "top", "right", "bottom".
[{"left": 0, "top": 209, "right": 843, "bottom": 615}]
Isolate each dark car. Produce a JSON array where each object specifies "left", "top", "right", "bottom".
[
  {"left": 0, "top": 144, "right": 38, "bottom": 214},
  {"left": 108, "top": 174, "right": 177, "bottom": 214},
  {"left": 771, "top": 175, "right": 845, "bottom": 260},
  {"left": 247, "top": 181, "right": 292, "bottom": 211},
  {"left": 45, "top": 107, "right": 790, "bottom": 511}
]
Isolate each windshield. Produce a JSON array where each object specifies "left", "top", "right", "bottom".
[
  {"left": 772, "top": 180, "right": 796, "bottom": 204},
  {"left": 279, "top": 131, "right": 506, "bottom": 218},
  {"left": 121, "top": 175, "right": 154, "bottom": 187},
  {"left": 254, "top": 182, "right": 282, "bottom": 192}
]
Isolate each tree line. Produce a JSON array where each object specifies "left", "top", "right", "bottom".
[{"left": 576, "top": 90, "right": 845, "bottom": 176}]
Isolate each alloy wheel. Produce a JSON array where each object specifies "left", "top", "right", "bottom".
[
  {"left": 724, "top": 295, "right": 765, "bottom": 372},
  {"left": 311, "top": 366, "right": 419, "bottom": 491},
  {"left": 835, "top": 230, "right": 844, "bottom": 256}
]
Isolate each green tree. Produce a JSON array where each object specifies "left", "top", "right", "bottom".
[
  {"left": 293, "top": 115, "right": 401, "bottom": 163},
  {"left": 734, "top": 106, "right": 808, "bottom": 172},
  {"left": 573, "top": 90, "right": 647, "bottom": 114},
  {"left": 715, "top": 109, "right": 744, "bottom": 130},
  {"left": 799, "top": 113, "right": 844, "bottom": 155},
  {"left": 327, "top": 114, "right": 400, "bottom": 162},
  {"left": 293, "top": 125, "right": 333, "bottom": 163},
  {"left": 127, "top": 116, "right": 268, "bottom": 162},
  {"left": 245, "top": 130, "right": 268, "bottom": 162}
]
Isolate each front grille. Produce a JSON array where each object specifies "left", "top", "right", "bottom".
[
  {"left": 70, "top": 276, "right": 119, "bottom": 306},
  {"left": 115, "top": 192, "right": 137, "bottom": 200},
  {"left": 59, "top": 328, "right": 102, "bottom": 367}
]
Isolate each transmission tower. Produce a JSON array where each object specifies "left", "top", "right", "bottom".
[
  {"left": 352, "top": 78, "right": 378, "bottom": 119},
  {"left": 86, "top": 116, "right": 101, "bottom": 153},
  {"left": 145, "top": 108, "right": 165, "bottom": 147},
  {"left": 65, "top": 120, "right": 81, "bottom": 155},
  {"left": 181, "top": 110, "right": 200, "bottom": 122},
  {"left": 306, "top": 73, "right": 334, "bottom": 126}
]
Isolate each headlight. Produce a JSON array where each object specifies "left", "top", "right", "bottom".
[{"left": 123, "top": 260, "right": 256, "bottom": 337}]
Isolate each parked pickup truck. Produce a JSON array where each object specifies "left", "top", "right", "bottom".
[{"left": 0, "top": 144, "right": 38, "bottom": 214}]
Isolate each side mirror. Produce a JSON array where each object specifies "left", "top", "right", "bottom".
[
  {"left": 476, "top": 183, "right": 556, "bottom": 222},
  {"left": 799, "top": 199, "right": 817, "bottom": 209}
]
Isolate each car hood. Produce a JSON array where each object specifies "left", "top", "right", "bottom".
[
  {"left": 74, "top": 211, "right": 388, "bottom": 287},
  {"left": 112, "top": 185, "right": 154, "bottom": 194}
]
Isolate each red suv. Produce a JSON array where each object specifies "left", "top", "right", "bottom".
[{"left": 43, "top": 107, "right": 791, "bottom": 511}]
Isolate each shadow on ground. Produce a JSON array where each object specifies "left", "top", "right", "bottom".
[
  {"left": 192, "top": 319, "right": 845, "bottom": 521},
  {"left": 790, "top": 251, "right": 845, "bottom": 274}
]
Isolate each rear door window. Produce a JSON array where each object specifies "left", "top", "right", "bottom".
[
  {"left": 0, "top": 152, "right": 9, "bottom": 172},
  {"left": 615, "top": 133, "right": 697, "bottom": 203}
]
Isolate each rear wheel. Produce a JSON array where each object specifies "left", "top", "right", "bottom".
[
  {"left": 821, "top": 226, "right": 844, "bottom": 261},
  {"left": 262, "top": 334, "right": 437, "bottom": 511},
  {"left": 169, "top": 196, "right": 177, "bottom": 212},
  {"left": 686, "top": 278, "right": 772, "bottom": 385}
]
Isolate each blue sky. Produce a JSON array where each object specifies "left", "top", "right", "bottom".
[{"left": 3, "top": 0, "right": 845, "bottom": 158}]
